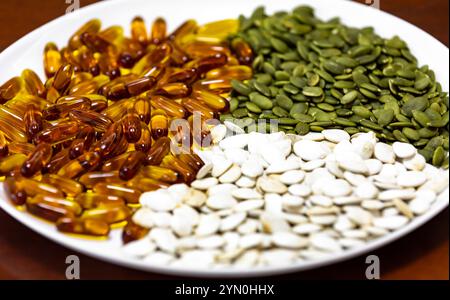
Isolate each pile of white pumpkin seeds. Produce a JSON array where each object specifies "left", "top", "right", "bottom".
[{"left": 122, "top": 125, "right": 448, "bottom": 268}]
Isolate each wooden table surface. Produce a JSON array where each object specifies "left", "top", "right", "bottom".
[{"left": 0, "top": 0, "right": 448, "bottom": 280}]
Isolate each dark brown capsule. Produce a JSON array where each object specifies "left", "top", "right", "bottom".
[
  {"left": 69, "top": 109, "right": 113, "bottom": 132},
  {"left": 22, "top": 69, "right": 46, "bottom": 97},
  {"left": 57, "top": 151, "right": 102, "bottom": 179},
  {"left": 4, "top": 177, "right": 27, "bottom": 206},
  {"left": 56, "top": 217, "right": 110, "bottom": 237},
  {"left": 150, "top": 114, "right": 168, "bottom": 140},
  {"left": 35, "top": 121, "right": 79, "bottom": 144},
  {"left": 0, "top": 131, "right": 9, "bottom": 158},
  {"left": 134, "top": 125, "right": 152, "bottom": 152},
  {"left": 161, "top": 154, "right": 195, "bottom": 183},
  {"left": 94, "top": 122, "right": 124, "bottom": 157},
  {"left": 151, "top": 17, "right": 167, "bottom": 45},
  {"left": 195, "top": 53, "right": 228, "bottom": 74},
  {"left": 53, "top": 64, "right": 74, "bottom": 92},
  {"left": 75, "top": 193, "right": 125, "bottom": 210},
  {"left": 231, "top": 37, "right": 254, "bottom": 65},
  {"left": 24, "top": 105, "right": 43, "bottom": 140},
  {"left": 126, "top": 77, "right": 156, "bottom": 96},
  {"left": 155, "top": 82, "right": 192, "bottom": 99},
  {"left": 121, "top": 110, "right": 142, "bottom": 143},
  {"left": 45, "top": 97, "right": 91, "bottom": 120},
  {"left": 145, "top": 136, "right": 171, "bottom": 165},
  {"left": 0, "top": 77, "right": 22, "bottom": 104},
  {"left": 151, "top": 95, "right": 187, "bottom": 118},
  {"left": 167, "top": 68, "right": 198, "bottom": 84},
  {"left": 80, "top": 31, "right": 111, "bottom": 53},
  {"left": 134, "top": 97, "right": 152, "bottom": 124},
  {"left": 119, "top": 151, "right": 146, "bottom": 180},
  {"left": 122, "top": 220, "right": 150, "bottom": 244},
  {"left": 69, "top": 126, "right": 96, "bottom": 159},
  {"left": 43, "top": 148, "right": 71, "bottom": 174},
  {"left": 21, "top": 143, "right": 53, "bottom": 177}
]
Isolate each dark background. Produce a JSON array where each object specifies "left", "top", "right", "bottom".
[{"left": 0, "top": 0, "right": 448, "bottom": 279}]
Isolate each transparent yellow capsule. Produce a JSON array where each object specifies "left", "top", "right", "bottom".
[{"left": 195, "top": 19, "right": 239, "bottom": 43}]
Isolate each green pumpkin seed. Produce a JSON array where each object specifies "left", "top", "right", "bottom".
[
  {"left": 302, "top": 86, "right": 323, "bottom": 97},
  {"left": 376, "top": 109, "right": 395, "bottom": 127},
  {"left": 245, "top": 102, "right": 262, "bottom": 113},
  {"left": 231, "top": 80, "right": 252, "bottom": 96},
  {"left": 278, "top": 118, "right": 299, "bottom": 125},
  {"left": 249, "top": 92, "right": 274, "bottom": 110},
  {"left": 232, "top": 108, "right": 249, "bottom": 118},
  {"left": 333, "top": 117, "right": 357, "bottom": 127},
  {"left": 295, "top": 122, "right": 310, "bottom": 135},
  {"left": 229, "top": 98, "right": 239, "bottom": 112},
  {"left": 273, "top": 106, "right": 289, "bottom": 117},
  {"left": 432, "top": 146, "right": 445, "bottom": 166},
  {"left": 352, "top": 106, "right": 372, "bottom": 119},
  {"left": 341, "top": 90, "right": 359, "bottom": 104},
  {"left": 402, "top": 127, "right": 421, "bottom": 141}
]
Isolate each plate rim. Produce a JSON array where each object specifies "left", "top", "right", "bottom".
[{"left": 0, "top": 0, "right": 449, "bottom": 278}]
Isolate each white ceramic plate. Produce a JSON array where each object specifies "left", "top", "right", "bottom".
[{"left": 0, "top": 0, "right": 448, "bottom": 278}]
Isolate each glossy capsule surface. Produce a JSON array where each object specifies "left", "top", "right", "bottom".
[
  {"left": 0, "top": 132, "right": 8, "bottom": 158},
  {"left": 134, "top": 125, "right": 152, "bottom": 152},
  {"left": 122, "top": 220, "right": 150, "bottom": 244},
  {"left": 151, "top": 95, "right": 187, "bottom": 118},
  {"left": 93, "top": 182, "right": 141, "bottom": 204},
  {"left": 119, "top": 151, "right": 146, "bottom": 180},
  {"left": 151, "top": 17, "right": 167, "bottom": 44},
  {"left": 69, "top": 109, "right": 113, "bottom": 132},
  {"left": 24, "top": 105, "right": 44, "bottom": 140},
  {"left": 121, "top": 111, "right": 142, "bottom": 142},
  {"left": 56, "top": 217, "right": 110, "bottom": 237},
  {"left": 21, "top": 143, "right": 53, "bottom": 177},
  {"left": 145, "top": 136, "right": 170, "bottom": 165},
  {"left": 57, "top": 151, "right": 101, "bottom": 178},
  {"left": 0, "top": 77, "right": 22, "bottom": 103},
  {"left": 41, "top": 174, "right": 84, "bottom": 197},
  {"left": 79, "top": 171, "right": 123, "bottom": 188},
  {"left": 75, "top": 193, "right": 125, "bottom": 209},
  {"left": 150, "top": 114, "right": 168, "bottom": 140},
  {"left": 4, "top": 177, "right": 27, "bottom": 206},
  {"left": 44, "top": 43, "right": 62, "bottom": 78}
]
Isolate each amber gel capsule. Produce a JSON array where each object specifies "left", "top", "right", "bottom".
[
  {"left": 56, "top": 217, "right": 110, "bottom": 237},
  {"left": 144, "top": 136, "right": 170, "bottom": 165},
  {"left": 22, "top": 69, "right": 46, "bottom": 97},
  {"left": 4, "top": 177, "right": 27, "bottom": 206},
  {"left": 131, "top": 16, "right": 148, "bottom": 45},
  {"left": 69, "top": 109, "right": 113, "bottom": 132},
  {"left": 79, "top": 171, "right": 123, "bottom": 188},
  {"left": 20, "top": 143, "right": 53, "bottom": 177},
  {"left": 151, "top": 17, "right": 167, "bottom": 44},
  {"left": 52, "top": 64, "right": 74, "bottom": 92},
  {"left": 75, "top": 193, "right": 125, "bottom": 210},
  {"left": 35, "top": 121, "right": 79, "bottom": 144},
  {"left": 93, "top": 182, "right": 141, "bottom": 204},
  {"left": 122, "top": 110, "right": 142, "bottom": 143},
  {"left": 134, "top": 97, "right": 151, "bottom": 124},
  {"left": 119, "top": 151, "right": 146, "bottom": 180},
  {"left": 69, "top": 126, "right": 96, "bottom": 159},
  {"left": 150, "top": 114, "right": 168, "bottom": 140},
  {"left": 151, "top": 95, "right": 187, "bottom": 119},
  {"left": 24, "top": 105, "right": 44, "bottom": 141},
  {"left": 81, "top": 204, "right": 131, "bottom": 224},
  {"left": 95, "top": 122, "right": 124, "bottom": 157},
  {"left": 231, "top": 38, "right": 254, "bottom": 65},
  {"left": 135, "top": 125, "right": 152, "bottom": 152},
  {"left": 41, "top": 174, "right": 84, "bottom": 198},
  {"left": 57, "top": 151, "right": 101, "bottom": 179},
  {"left": 43, "top": 42, "right": 62, "bottom": 78},
  {"left": 122, "top": 220, "right": 150, "bottom": 244},
  {"left": 0, "top": 77, "right": 22, "bottom": 104},
  {"left": 0, "top": 132, "right": 8, "bottom": 158}
]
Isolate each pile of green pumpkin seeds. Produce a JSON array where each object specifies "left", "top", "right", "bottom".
[{"left": 222, "top": 6, "right": 449, "bottom": 168}]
